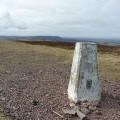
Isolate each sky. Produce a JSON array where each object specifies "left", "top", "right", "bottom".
[{"left": 0, "top": 0, "right": 120, "bottom": 40}]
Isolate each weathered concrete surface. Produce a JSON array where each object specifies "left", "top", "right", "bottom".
[{"left": 68, "top": 42, "right": 101, "bottom": 103}]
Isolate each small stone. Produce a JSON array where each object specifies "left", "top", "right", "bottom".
[
  {"left": 0, "top": 96, "right": 5, "bottom": 101},
  {"left": 69, "top": 102, "right": 76, "bottom": 107},
  {"left": 73, "top": 106, "right": 80, "bottom": 111},
  {"left": 94, "top": 110, "right": 102, "bottom": 116},
  {"left": 5, "top": 71, "right": 10, "bottom": 74},
  {"left": 12, "top": 106, "right": 17, "bottom": 110},
  {"left": 81, "top": 107, "right": 90, "bottom": 115},
  {"left": 0, "top": 88, "right": 3, "bottom": 92},
  {"left": 96, "top": 103, "right": 101, "bottom": 108},
  {"left": 89, "top": 105, "right": 97, "bottom": 111},
  {"left": 91, "top": 101, "right": 99, "bottom": 106},
  {"left": 81, "top": 102, "right": 92, "bottom": 108},
  {"left": 28, "top": 71, "right": 33, "bottom": 75},
  {"left": 76, "top": 110, "right": 86, "bottom": 120},
  {"left": 32, "top": 100, "right": 39, "bottom": 106},
  {"left": 62, "top": 108, "right": 76, "bottom": 115}
]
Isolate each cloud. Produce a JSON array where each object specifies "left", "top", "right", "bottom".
[
  {"left": 0, "top": 9, "right": 27, "bottom": 31},
  {"left": 0, "top": 0, "right": 120, "bottom": 39},
  {"left": 0, "top": 10, "right": 14, "bottom": 30}
]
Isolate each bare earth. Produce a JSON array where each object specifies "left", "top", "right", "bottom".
[{"left": 0, "top": 41, "right": 120, "bottom": 120}]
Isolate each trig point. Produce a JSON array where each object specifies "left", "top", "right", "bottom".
[{"left": 68, "top": 42, "right": 101, "bottom": 103}]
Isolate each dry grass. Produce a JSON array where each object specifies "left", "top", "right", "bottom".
[
  {"left": 98, "top": 53, "right": 120, "bottom": 81},
  {"left": 0, "top": 41, "right": 120, "bottom": 81},
  {"left": 0, "top": 41, "right": 73, "bottom": 63}
]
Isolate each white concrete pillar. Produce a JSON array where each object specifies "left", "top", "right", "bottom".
[{"left": 68, "top": 42, "right": 101, "bottom": 103}]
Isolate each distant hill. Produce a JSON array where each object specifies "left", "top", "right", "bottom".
[
  {"left": 0, "top": 36, "right": 64, "bottom": 41},
  {"left": 0, "top": 35, "right": 120, "bottom": 46}
]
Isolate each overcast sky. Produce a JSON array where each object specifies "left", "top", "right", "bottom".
[{"left": 0, "top": 0, "right": 120, "bottom": 40}]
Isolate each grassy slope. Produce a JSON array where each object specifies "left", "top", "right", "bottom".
[
  {"left": 0, "top": 41, "right": 120, "bottom": 120},
  {"left": 98, "top": 53, "right": 120, "bottom": 81},
  {"left": 0, "top": 41, "right": 120, "bottom": 80}
]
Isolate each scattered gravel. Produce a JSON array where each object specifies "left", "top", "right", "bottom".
[{"left": 0, "top": 42, "right": 119, "bottom": 120}]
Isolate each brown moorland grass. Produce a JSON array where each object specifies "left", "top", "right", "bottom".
[{"left": 16, "top": 40, "right": 120, "bottom": 81}]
